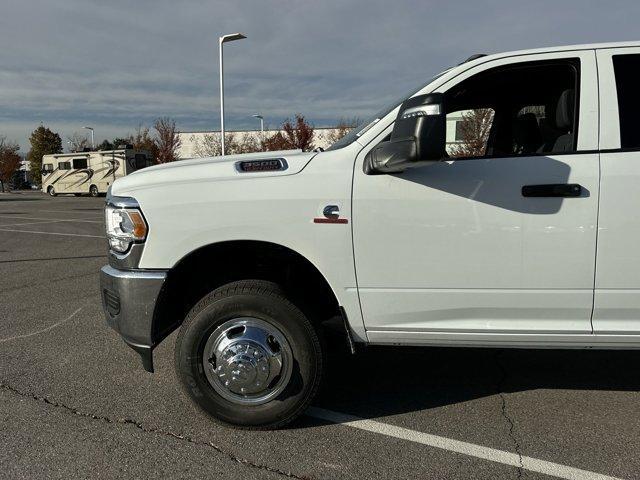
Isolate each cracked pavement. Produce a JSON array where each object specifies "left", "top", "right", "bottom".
[{"left": 1, "top": 193, "right": 639, "bottom": 479}]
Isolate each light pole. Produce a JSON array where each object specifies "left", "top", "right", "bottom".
[
  {"left": 83, "top": 126, "right": 94, "bottom": 149},
  {"left": 252, "top": 114, "right": 264, "bottom": 151},
  {"left": 252, "top": 114, "right": 264, "bottom": 133},
  {"left": 219, "top": 32, "right": 246, "bottom": 156}
]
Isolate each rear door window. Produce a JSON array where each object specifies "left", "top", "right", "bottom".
[{"left": 612, "top": 54, "right": 640, "bottom": 149}]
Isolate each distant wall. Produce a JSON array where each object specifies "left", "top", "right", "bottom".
[{"left": 176, "top": 127, "right": 344, "bottom": 159}]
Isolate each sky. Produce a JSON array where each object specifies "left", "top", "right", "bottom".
[{"left": 1, "top": 0, "right": 639, "bottom": 152}]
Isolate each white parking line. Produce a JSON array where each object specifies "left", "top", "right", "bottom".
[
  {"left": 37, "top": 209, "right": 103, "bottom": 216},
  {"left": 0, "top": 220, "right": 66, "bottom": 227},
  {"left": 307, "top": 407, "right": 621, "bottom": 480},
  {"left": 0, "top": 228, "right": 105, "bottom": 238},
  {"left": 0, "top": 214, "right": 102, "bottom": 224},
  {"left": 0, "top": 307, "right": 82, "bottom": 343}
]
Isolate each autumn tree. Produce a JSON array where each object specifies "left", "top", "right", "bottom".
[
  {"left": 261, "top": 132, "right": 289, "bottom": 152},
  {"left": 192, "top": 131, "right": 260, "bottom": 157},
  {"left": 449, "top": 109, "right": 494, "bottom": 158},
  {"left": 67, "top": 132, "right": 90, "bottom": 152},
  {"left": 263, "top": 114, "right": 315, "bottom": 152},
  {"left": 0, "top": 136, "right": 21, "bottom": 192},
  {"left": 129, "top": 124, "right": 158, "bottom": 160},
  {"left": 153, "top": 117, "right": 181, "bottom": 163},
  {"left": 27, "top": 125, "right": 62, "bottom": 186},
  {"left": 323, "top": 117, "right": 360, "bottom": 145},
  {"left": 282, "top": 114, "right": 314, "bottom": 151}
]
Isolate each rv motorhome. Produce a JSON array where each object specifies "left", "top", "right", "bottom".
[{"left": 41, "top": 147, "right": 151, "bottom": 197}]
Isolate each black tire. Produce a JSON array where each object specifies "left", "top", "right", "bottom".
[
  {"left": 175, "top": 280, "right": 323, "bottom": 429},
  {"left": 89, "top": 185, "right": 99, "bottom": 197},
  {"left": 48, "top": 186, "right": 57, "bottom": 197}
]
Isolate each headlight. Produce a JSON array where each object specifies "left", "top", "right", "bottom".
[{"left": 105, "top": 204, "right": 148, "bottom": 253}]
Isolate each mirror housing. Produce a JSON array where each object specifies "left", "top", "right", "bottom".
[{"left": 364, "top": 93, "right": 446, "bottom": 174}]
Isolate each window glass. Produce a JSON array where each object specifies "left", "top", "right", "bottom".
[
  {"left": 59, "top": 161, "right": 71, "bottom": 170},
  {"left": 43, "top": 164, "right": 54, "bottom": 172},
  {"left": 613, "top": 54, "right": 640, "bottom": 149},
  {"left": 444, "top": 60, "right": 579, "bottom": 158},
  {"left": 134, "top": 154, "right": 148, "bottom": 169},
  {"left": 447, "top": 109, "right": 495, "bottom": 158},
  {"left": 73, "top": 158, "right": 88, "bottom": 169}
]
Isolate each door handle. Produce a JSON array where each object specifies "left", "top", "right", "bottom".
[{"left": 522, "top": 184, "right": 582, "bottom": 198}]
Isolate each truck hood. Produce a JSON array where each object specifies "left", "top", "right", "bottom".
[{"left": 111, "top": 149, "right": 317, "bottom": 195}]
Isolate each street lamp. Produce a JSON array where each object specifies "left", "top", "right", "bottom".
[
  {"left": 219, "top": 32, "right": 246, "bottom": 156},
  {"left": 252, "top": 114, "right": 264, "bottom": 151},
  {"left": 252, "top": 114, "right": 264, "bottom": 133},
  {"left": 83, "top": 126, "right": 94, "bottom": 149}
]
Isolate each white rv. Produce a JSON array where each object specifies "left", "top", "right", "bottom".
[{"left": 42, "top": 148, "right": 152, "bottom": 197}]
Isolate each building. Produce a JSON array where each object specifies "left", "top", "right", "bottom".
[
  {"left": 176, "top": 127, "right": 345, "bottom": 160},
  {"left": 177, "top": 115, "right": 472, "bottom": 160}
]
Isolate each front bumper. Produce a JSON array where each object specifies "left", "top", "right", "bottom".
[{"left": 100, "top": 265, "right": 167, "bottom": 372}]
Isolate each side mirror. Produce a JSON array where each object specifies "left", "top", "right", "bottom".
[{"left": 364, "top": 93, "right": 446, "bottom": 174}]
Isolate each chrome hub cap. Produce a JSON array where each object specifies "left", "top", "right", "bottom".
[{"left": 202, "top": 318, "right": 293, "bottom": 405}]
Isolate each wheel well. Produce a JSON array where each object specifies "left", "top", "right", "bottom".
[{"left": 151, "top": 241, "right": 341, "bottom": 345}]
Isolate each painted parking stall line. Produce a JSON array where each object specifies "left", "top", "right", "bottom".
[
  {"left": 307, "top": 408, "right": 621, "bottom": 480},
  {"left": 0, "top": 214, "right": 102, "bottom": 224},
  {"left": 0, "top": 220, "right": 68, "bottom": 227},
  {"left": 0, "top": 307, "right": 83, "bottom": 343},
  {"left": 0, "top": 228, "right": 105, "bottom": 239}
]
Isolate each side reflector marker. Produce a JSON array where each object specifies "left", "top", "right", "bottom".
[{"left": 313, "top": 218, "right": 348, "bottom": 224}]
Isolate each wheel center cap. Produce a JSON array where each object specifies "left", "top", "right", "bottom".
[{"left": 216, "top": 342, "right": 271, "bottom": 395}]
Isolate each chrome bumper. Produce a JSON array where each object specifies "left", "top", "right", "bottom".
[{"left": 100, "top": 265, "right": 167, "bottom": 372}]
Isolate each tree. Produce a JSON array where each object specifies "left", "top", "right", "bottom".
[
  {"left": 261, "top": 131, "right": 290, "bottom": 152},
  {"left": 27, "top": 125, "right": 62, "bottom": 186},
  {"left": 129, "top": 124, "right": 158, "bottom": 160},
  {"left": 67, "top": 132, "right": 90, "bottom": 152},
  {"left": 0, "top": 136, "right": 21, "bottom": 192},
  {"left": 96, "top": 137, "right": 131, "bottom": 151},
  {"left": 449, "top": 109, "right": 494, "bottom": 158},
  {"left": 282, "top": 114, "right": 314, "bottom": 151},
  {"left": 323, "top": 117, "right": 360, "bottom": 145},
  {"left": 191, "top": 131, "right": 260, "bottom": 157},
  {"left": 96, "top": 139, "right": 115, "bottom": 151},
  {"left": 153, "top": 117, "right": 181, "bottom": 163},
  {"left": 263, "top": 114, "right": 315, "bottom": 152}
]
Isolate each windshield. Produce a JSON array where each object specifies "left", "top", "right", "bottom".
[{"left": 325, "top": 69, "right": 452, "bottom": 151}]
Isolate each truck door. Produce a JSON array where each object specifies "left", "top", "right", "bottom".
[
  {"left": 352, "top": 51, "right": 600, "bottom": 342},
  {"left": 593, "top": 48, "right": 640, "bottom": 335}
]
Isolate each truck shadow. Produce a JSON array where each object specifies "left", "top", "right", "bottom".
[
  {"left": 394, "top": 156, "right": 579, "bottom": 215},
  {"left": 310, "top": 346, "right": 640, "bottom": 422}
]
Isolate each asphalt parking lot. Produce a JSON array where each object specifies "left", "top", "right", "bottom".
[{"left": 1, "top": 191, "right": 639, "bottom": 479}]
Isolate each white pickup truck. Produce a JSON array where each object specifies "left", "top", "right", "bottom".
[{"left": 101, "top": 42, "right": 640, "bottom": 429}]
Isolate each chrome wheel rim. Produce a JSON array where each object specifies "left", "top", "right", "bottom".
[{"left": 202, "top": 317, "right": 293, "bottom": 405}]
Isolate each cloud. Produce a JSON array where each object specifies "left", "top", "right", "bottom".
[{"left": 1, "top": 0, "right": 639, "bottom": 151}]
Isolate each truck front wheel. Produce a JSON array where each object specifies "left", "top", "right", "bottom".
[{"left": 174, "top": 280, "right": 323, "bottom": 429}]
